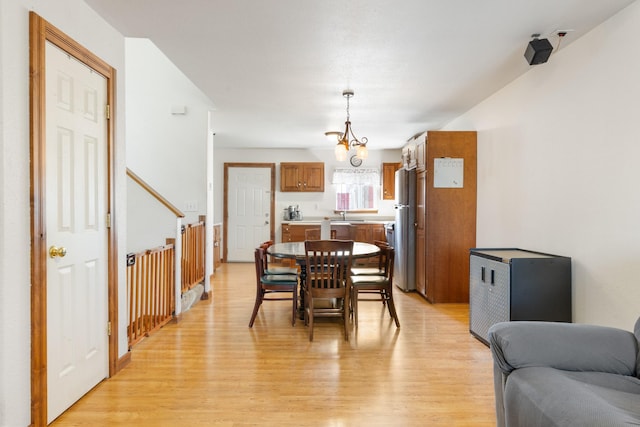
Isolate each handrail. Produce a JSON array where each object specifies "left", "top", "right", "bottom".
[{"left": 127, "top": 168, "right": 185, "bottom": 218}]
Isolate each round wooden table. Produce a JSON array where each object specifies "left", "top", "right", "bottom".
[
  {"left": 267, "top": 241, "right": 380, "bottom": 261},
  {"left": 267, "top": 241, "right": 380, "bottom": 319}
]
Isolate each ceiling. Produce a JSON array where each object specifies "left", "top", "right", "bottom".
[{"left": 84, "top": 0, "right": 636, "bottom": 150}]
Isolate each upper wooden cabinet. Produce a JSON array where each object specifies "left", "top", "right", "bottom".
[
  {"left": 415, "top": 140, "right": 426, "bottom": 171},
  {"left": 280, "top": 162, "right": 325, "bottom": 192},
  {"left": 401, "top": 144, "right": 417, "bottom": 170},
  {"left": 382, "top": 162, "right": 402, "bottom": 200}
]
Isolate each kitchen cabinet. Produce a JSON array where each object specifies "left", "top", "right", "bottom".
[
  {"left": 281, "top": 223, "right": 315, "bottom": 242},
  {"left": 415, "top": 140, "right": 426, "bottom": 171},
  {"left": 371, "top": 223, "right": 386, "bottom": 242},
  {"left": 382, "top": 162, "right": 401, "bottom": 200},
  {"left": 280, "top": 162, "right": 324, "bottom": 192},
  {"left": 412, "top": 131, "right": 477, "bottom": 303},
  {"left": 469, "top": 248, "right": 572, "bottom": 345},
  {"left": 281, "top": 222, "right": 387, "bottom": 266},
  {"left": 401, "top": 144, "right": 417, "bottom": 170},
  {"left": 282, "top": 223, "right": 385, "bottom": 244}
]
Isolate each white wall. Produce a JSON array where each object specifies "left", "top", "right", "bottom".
[
  {"left": 126, "top": 38, "right": 214, "bottom": 254},
  {"left": 213, "top": 147, "right": 401, "bottom": 243},
  {"left": 0, "top": 0, "right": 127, "bottom": 425},
  {"left": 444, "top": 2, "right": 640, "bottom": 331}
]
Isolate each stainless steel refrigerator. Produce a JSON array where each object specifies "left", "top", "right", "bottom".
[{"left": 394, "top": 168, "right": 416, "bottom": 292}]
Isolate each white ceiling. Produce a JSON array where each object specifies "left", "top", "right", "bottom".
[{"left": 84, "top": 0, "right": 636, "bottom": 150}]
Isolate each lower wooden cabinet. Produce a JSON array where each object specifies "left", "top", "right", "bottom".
[{"left": 281, "top": 222, "right": 386, "bottom": 255}]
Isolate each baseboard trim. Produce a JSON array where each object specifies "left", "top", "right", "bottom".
[{"left": 116, "top": 351, "right": 131, "bottom": 373}]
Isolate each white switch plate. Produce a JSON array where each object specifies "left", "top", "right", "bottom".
[{"left": 185, "top": 200, "right": 198, "bottom": 212}]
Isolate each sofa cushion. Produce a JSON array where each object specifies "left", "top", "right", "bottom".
[
  {"left": 504, "top": 367, "right": 640, "bottom": 427},
  {"left": 635, "top": 317, "right": 640, "bottom": 379}
]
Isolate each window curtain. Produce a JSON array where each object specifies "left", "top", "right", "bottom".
[{"left": 332, "top": 168, "right": 380, "bottom": 185}]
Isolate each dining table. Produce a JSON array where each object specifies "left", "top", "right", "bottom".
[{"left": 266, "top": 241, "right": 381, "bottom": 319}]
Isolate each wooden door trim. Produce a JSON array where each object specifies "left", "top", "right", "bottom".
[
  {"left": 223, "top": 163, "right": 275, "bottom": 261},
  {"left": 29, "top": 12, "right": 119, "bottom": 426}
]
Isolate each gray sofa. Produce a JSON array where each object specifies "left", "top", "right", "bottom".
[{"left": 488, "top": 318, "right": 640, "bottom": 427}]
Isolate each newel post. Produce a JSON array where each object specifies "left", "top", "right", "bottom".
[{"left": 174, "top": 217, "right": 183, "bottom": 317}]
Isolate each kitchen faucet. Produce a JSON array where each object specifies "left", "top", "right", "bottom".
[{"left": 340, "top": 210, "right": 346, "bottom": 220}]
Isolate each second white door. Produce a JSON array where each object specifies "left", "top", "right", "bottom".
[{"left": 227, "top": 167, "right": 272, "bottom": 261}]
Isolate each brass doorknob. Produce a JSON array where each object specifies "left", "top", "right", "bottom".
[{"left": 49, "top": 246, "right": 67, "bottom": 258}]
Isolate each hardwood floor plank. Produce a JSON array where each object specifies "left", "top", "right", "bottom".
[{"left": 52, "top": 263, "right": 496, "bottom": 426}]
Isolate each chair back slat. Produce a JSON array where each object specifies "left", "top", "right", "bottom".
[{"left": 305, "top": 240, "right": 354, "bottom": 291}]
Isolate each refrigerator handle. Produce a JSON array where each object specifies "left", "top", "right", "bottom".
[{"left": 481, "top": 266, "right": 485, "bottom": 282}]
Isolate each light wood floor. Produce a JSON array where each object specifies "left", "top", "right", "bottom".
[{"left": 52, "top": 263, "right": 497, "bottom": 426}]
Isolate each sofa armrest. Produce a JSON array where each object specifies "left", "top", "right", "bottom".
[{"left": 488, "top": 321, "right": 638, "bottom": 376}]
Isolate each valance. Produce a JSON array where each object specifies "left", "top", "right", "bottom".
[{"left": 332, "top": 168, "right": 380, "bottom": 185}]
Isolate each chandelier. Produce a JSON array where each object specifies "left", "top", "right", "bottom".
[{"left": 326, "top": 89, "right": 368, "bottom": 162}]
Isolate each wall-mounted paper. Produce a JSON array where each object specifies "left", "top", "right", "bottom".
[{"left": 434, "top": 158, "right": 464, "bottom": 188}]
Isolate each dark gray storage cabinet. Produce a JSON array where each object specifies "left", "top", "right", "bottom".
[{"left": 469, "top": 248, "right": 572, "bottom": 345}]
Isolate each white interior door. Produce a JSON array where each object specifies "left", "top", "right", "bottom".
[
  {"left": 45, "top": 41, "right": 109, "bottom": 423},
  {"left": 227, "top": 167, "right": 272, "bottom": 261}
]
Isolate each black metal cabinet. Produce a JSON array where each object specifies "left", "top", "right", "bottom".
[{"left": 469, "top": 248, "right": 572, "bottom": 345}]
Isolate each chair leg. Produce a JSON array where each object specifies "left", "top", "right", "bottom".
[
  {"left": 291, "top": 285, "right": 297, "bottom": 326},
  {"left": 249, "top": 288, "right": 264, "bottom": 328},
  {"left": 352, "top": 288, "right": 359, "bottom": 327},
  {"left": 307, "top": 293, "right": 314, "bottom": 341},
  {"left": 386, "top": 287, "right": 400, "bottom": 328},
  {"left": 343, "top": 293, "right": 350, "bottom": 341}
]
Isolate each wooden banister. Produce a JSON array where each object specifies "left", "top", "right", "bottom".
[
  {"left": 127, "top": 243, "right": 175, "bottom": 348},
  {"left": 127, "top": 168, "right": 185, "bottom": 218}
]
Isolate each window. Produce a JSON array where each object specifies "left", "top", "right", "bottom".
[{"left": 332, "top": 168, "right": 380, "bottom": 212}]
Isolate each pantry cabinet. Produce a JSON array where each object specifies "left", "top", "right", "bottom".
[
  {"left": 410, "top": 131, "right": 477, "bottom": 303},
  {"left": 280, "top": 162, "right": 324, "bottom": 192}
]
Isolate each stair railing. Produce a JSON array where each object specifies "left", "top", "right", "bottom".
[
  {"left": 126, "top": 244, "right": 175, "bottom": 348},
  {"left": 126, "top": 168, "right": 185, "bottom": 333},
  {"left": 181, "top": 215, "right": 206, "bottom": 293}
]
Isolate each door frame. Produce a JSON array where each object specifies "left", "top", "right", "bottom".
[
  {"left": 223, "top": 163, "right": 275, "bottom": 262},
  {"left": 29, "top": 12, "right": 119, "bottom": 426}
]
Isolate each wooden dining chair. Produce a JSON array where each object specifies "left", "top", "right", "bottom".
[
  {"left": 249, "top": 247, "right": 298, "bottom": 327},
  {"left": 259, "top": 240, "right": 298, "bottom": 275},
  {"left": 351, "top": 240, "right": 391, "bottom": 276},
  {"left": 304, "top": 228, "right": 336, "bottom": 240},
  {"left": 303, "top": 240, "right": 354, "bottom": 341},
  {"left": 351, "top": 246, "right": 400, "bottom": 328}
]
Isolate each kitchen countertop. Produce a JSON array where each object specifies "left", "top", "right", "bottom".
[{"left": 282, "top": 218, "right": 394, "bottom": 225}]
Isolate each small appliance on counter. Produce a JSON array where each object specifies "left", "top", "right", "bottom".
[{"left": 283, "top": 205, "right": 303, "bottom": 221}]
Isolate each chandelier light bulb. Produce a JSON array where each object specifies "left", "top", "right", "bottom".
[{"left": 335, "top": 143, "right": 348, "bottom": 161}]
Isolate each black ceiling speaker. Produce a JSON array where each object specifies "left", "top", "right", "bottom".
[{"left": 524, "top": 38, "right": 553, "bottom": 65}]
